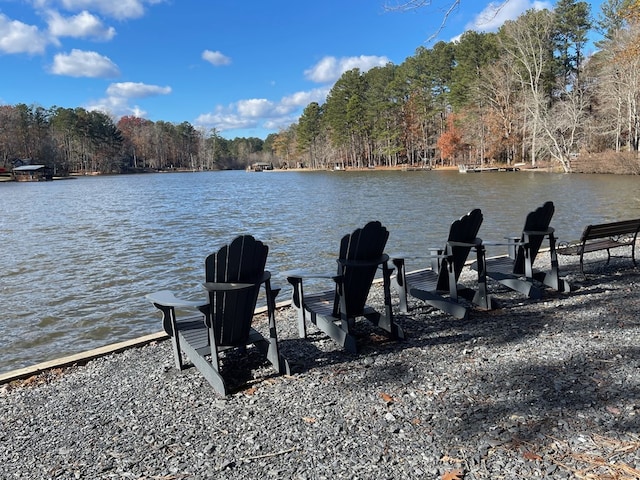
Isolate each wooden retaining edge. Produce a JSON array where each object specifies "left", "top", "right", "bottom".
[
  {"left": 0, "top": 331, "right": 169, "bottom": 385},
  {"left": 0, "top": 299, "right": 294, "bottom": 386}
]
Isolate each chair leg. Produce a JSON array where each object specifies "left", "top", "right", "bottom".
[
  {"left": 177, "top": 330, "right": 227, "bottom": 396},
  {"left": 288, "top": 277, "right": 308, "bottom": 338},
  {"left": 169, "top": 335, "right": 184, "bottom": 371},
  {"left": 153, "top": 304, "right": 185, "bottom": 370},
  {"left": 251, "top": 334, "right": 291, "bottom": 376},
  {"left": 546, "top": 234, "right": 570, "bottom": 292},
  {"left": 312, "top": 314, "right": 357, "bottom": 354},
  {"left": 263, "top": 283, "right": 290, "bottom": 375},
  {"left": 378, "top": 263, "right": 404, "bottom": 339},
  {"left": 409, "top": 287, "right": 469, "bottom": 320},
  {"left": 471, "top": 244, "right": 493, "bottom": 310},
  {"left": 500, "top": 277, "right": 543, "bottom": 299},
  {"left": 391, "top": 258, "right": 409, "bottom": 313}
]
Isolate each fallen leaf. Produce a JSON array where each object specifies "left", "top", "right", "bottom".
[
  {"left": 523, "top": 451, "right": 542, "bottom": 461},
  {"left": 244, "top": 387, "right": 257, "bottom": 396},
  {"left": 442, "top": 468, "right": 464, "bottom": 480},
  {"left": 606, "top": 405, "right": 621, "bottom": 415},
  {"left": 441, "top": 455, "right": 464, "bottom": 464},
  {"left": 302, "top": 417, "right": 316, "bottom": 424},
  {"left": 380, "top": 392, "right": 394, "bottom": 403}
]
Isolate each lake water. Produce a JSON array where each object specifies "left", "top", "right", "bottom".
[{"left": 1, "top": 169, "right": 639, "bottom": 374}]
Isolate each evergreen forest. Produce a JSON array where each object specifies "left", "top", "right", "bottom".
[{"left": 1, "top": 0, "right": 639, "bottom": 175}]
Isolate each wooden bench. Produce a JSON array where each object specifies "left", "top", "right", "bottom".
[{"left": 557, "top": 219, "right": 640, "bottom": 275}]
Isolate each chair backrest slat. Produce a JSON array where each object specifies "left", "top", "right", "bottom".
[
  {"left": 205, "top": 235, "right": 268, "bottom": 346},
  {"left": 514, "top": 201, "right": 555, "bottom": 274},
  {"left": 337, "top": 221, "right": 389, "bottom": 318},
  {"left": 436, "top": 209, "right": 483, "bottom": 291}
]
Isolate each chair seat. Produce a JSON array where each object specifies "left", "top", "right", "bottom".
[
  {"left": 404, "top": 269, "right": 440, "bottom": 292},
  {"left": 484, "top": 257, "right": 518, "bottom": 275},
  {"left": 304, "top": 291, "right": 336, "bottom": 317},
  {"left": 176, "top": 316, "right": 210, "bottom": 354}
]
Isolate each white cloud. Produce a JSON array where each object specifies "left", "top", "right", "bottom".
[
  {"left": 106, "top": 82, "right": 171, "bottom": 98},
  {"left": 236, "top": 99, "right": 275, "bottom": 118},
  {"left": 85, "top": 96, "right": 147, "bottom": 118},
  {"left": 50, "top": 49, "right": 120, "bottom": 77},
  {"left": 280, "top": 88, "right": 330, "bottom": 108},
  {"left": 194, "top": 87, "right": 329, "bottom": 133},
  {"left": 202, "top": 49, "right": 231, "bottom": 66},
  {"left": 465, "top": 0, "right": 553, "bottom": 33},
  {"left": 54, "top": 0, "right": 164, "bottom": 20},
  {"left": 195, "top": 108, "right": 258, "bottom": 132},
  {"left": 47, "top": 10, "right": 115, "bottom": 40},
  {"left": 86, "top": 81, "right": 171, "bottom": 118},
  {"left": 0, "top": 13, "right": 48, "bottom": 54},
  {"left": 304, "top": 55, "right": 391, "bottom": 83}
]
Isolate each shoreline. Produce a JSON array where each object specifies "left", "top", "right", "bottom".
[{"left": 2, "top": 251, "right": 639, "bottom": 478}]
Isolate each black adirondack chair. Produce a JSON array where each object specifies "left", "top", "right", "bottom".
[
  {"left": 286, "top": 221, "right": 403, "bottom": 353},
  {"left": 146, "top": 235, "right": 290, "bottom": 396},
  {"left": 391, "top": 208, "right": 493, "bottom": 320},
  {"left": 473, "top": 201, "right": 570, "bottom": 299}
]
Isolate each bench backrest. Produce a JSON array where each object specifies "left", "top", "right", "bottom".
[{"left": 582, "top": 219, "right": 640, "bottom": 241}]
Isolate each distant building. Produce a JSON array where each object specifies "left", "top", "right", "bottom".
[
  {"left": 249, "top": 162, "right": 274, "bottom": 172},
  {"left": 13, "top": 165, "right": 53, "bottom": 182}
]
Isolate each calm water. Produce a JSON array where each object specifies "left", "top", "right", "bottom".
[{"left": 1, "top": 170, "right": 639, "bottom": 373}]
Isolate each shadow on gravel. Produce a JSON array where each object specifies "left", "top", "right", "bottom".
[
  {"left": 443, "top": 344, "right": 640, "bottom": 444},
  {"left": 269, "top": 261, "right": 640, "bottom": 440}
]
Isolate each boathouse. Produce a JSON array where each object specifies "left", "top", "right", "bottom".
[{"left": 13, "top": 165, "right": 53, "bottom": 182}]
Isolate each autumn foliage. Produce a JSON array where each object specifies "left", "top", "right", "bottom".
[{"left": 437, "top": 114, "right": 465, "bottom": 164}]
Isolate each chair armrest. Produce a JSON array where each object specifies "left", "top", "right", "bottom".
[
  {"left": 392, "top": 248, "right": 448, "bottom": 273},
  {"left": 337, "top": 253, "right": 390, "bottom": 268},
  {"left": 145, "top": 290, "right": 207, "bottom": 337},
  {"left": 446, "top": 238, "right": 482, "bottom": 248},
  {"left": 390, "top": 251, "right": 445, "bottom": 262},
  {"left": 145, "top": 290, "right": 207, "bottom": 309},
  {"left": 483, "top": 237, "right": 521, "bottom": 246},
  {"left": 523, "top": 227, "right": 554, "bottom": 236},
  {"left": 283, "top": 269, "right": 339, "bottom": 281},
  {"left": 201, "top": 282, "right": 257, "bottom": 292}
]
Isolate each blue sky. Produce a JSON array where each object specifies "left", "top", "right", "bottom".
[{"left": 0, "top": 0, "right": 603, "bottom": 139}]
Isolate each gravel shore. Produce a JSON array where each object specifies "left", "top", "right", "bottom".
[{"left": 2, "top": 251, "right": 639, "bottom": 479}]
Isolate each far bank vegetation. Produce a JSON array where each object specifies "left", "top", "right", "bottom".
[{"left": 0, "top": 0, "right": 639, "bottom": 175}]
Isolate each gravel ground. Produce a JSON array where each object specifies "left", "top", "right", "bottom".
[{"left": 1, "top": 251, "right": 639, "bottom": 479}]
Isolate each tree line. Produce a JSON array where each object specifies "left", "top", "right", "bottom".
[
  {"left": 0, "top": 0, "right": 638, "bottom": 174},
  {"left": 0, "top": 105, "right": 271, "bottom": 175},
  {"left": 280, "top": 0, "right": 640, "bottom": 172}
]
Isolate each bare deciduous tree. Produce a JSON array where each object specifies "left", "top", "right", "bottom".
[
  {"left": 383, "top": 1, "right": 509, "bottom": 39},
  {"left": 542, "top": 88, "right": 590, "bottom": 172},
  {"left": 499, "top": 9, "right": 555, "bottom": 167}
]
